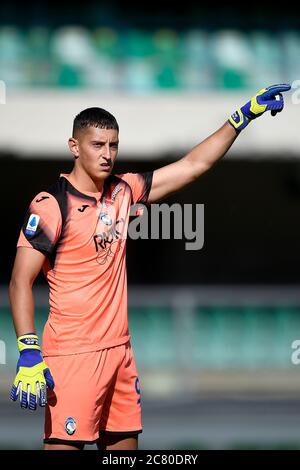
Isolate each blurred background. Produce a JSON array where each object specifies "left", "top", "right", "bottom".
[{"left": 1, "top": 0, "right": 300, "bottom": 450}]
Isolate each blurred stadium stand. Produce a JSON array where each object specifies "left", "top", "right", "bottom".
[
  {"left": 0, "top": 24, "right": 299, "bottom": 157},
  {"left": 2, "top": 285, "right": 300, "bottom": 449},
  {"left": 0, "top": 26, "right": 299, "bottom": 90},
  {"left": 1, "top": 1, "right": 300, "bottom": 449}
]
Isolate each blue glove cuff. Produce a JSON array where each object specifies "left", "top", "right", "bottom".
[{"left": 228, "top": 109, "right": 249, "bottom": 131}]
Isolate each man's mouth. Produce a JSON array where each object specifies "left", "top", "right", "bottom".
[{"left": 100, "top": 163, "right": 111, "bottom": 171}]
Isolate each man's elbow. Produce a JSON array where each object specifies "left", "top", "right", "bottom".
[
  {"left": 190, "top": 161, "right": 212, "bottom": 182},
  {"left": 184, "top": 156, "right": 212, "bottom": 181},
  {"left": 9, "top": 275, "right": 33, "bottom": 296}
]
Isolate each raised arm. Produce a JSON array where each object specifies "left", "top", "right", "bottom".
[
  {"left": 148, "top": 84, "right": 291, "bottom": 204},
  {"left": 148, "top": 121, "right": 236, "bottom": 204}
]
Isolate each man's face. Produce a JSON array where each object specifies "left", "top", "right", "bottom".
[{"left": 69, "top": 126, "right": 119, "bottom": 180}]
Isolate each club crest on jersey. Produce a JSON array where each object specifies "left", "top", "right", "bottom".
[
  {"left": 64, "top": 416, "right": 76, "bottom": 435},
  {"left": 25, "top": 214, "right": 40, "bottom": 235},
  {"left": 100, "top": 212, "right": 112, "bottom": 226}
]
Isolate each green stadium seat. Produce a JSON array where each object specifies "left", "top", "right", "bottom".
[
  {"left": 120, "top": 30, "right": 156, "bottom": 92},
  {"left": 2, "top": 303, "right": 300, "bottom": 372},
  {"left": 180, "top": 30, "right": 213, "bottom": 90},
  {"left": 129, "top": 306, "right": 175, "bottom": 366},
  {"left": 0, "top": 27, "right": 29, "bottom": 86},
  {"left": 50, "top": 26, "right": 96, "bottom": 87},
  {"left": 248, "top": 31, "right": 282, "bottom": 89},
  {"left": 153, "top": 29, "right": 181, "bottom": 89},
  {"left": 210, "top": 30, "right": 253, "bottom": 89},
  {"left": 280, "top": 31, "right": 300, "bottom": 86},
  {"left": 26, "top": 27, "right": 52, "bottom": 86}
]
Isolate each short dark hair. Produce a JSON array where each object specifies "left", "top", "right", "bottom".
[{"left": 72, "top": 107, "right": 119, "bottom": 137}]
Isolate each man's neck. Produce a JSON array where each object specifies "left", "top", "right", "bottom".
[{"left": 68, "top": 167, "right": 104, "bottom": 194}]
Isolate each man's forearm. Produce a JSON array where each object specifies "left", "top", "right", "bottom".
[
  {"left": 147, "top": 121, "right": 239, "bottom": 203},
  {"left": 184, "top": 121, "right": 238, "bottom": 178},
  {"left": 9, "top": 278, "right": 54, "bottom": 410},
  {"left": 9, "top": 279, "right": 36, "bottom": 337},
  {"left": 148, "top": 84, "right": 290, "bottom": 204}
]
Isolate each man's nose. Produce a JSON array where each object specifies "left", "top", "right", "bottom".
[{"left": 102, "top": 147, "right": 112, "bottom": 160}]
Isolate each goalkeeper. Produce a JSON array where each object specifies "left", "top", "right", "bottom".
[{"left": 9, "top": 84, "right": 290, "bottom": 450}]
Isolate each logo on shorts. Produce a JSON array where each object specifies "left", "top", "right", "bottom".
[
  {"left": 64, "top": 416, "right": 76, "bottom": 435},
  {"left": 135, "top": 378, "right": 141, "bottom": 405}
]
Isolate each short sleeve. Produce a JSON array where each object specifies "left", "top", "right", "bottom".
[
  {"left": 118, "top": 172, "right": 153, "bottom": 205},
  {"left": 17, "top": 192, "right": 62, "bottom": 255}
]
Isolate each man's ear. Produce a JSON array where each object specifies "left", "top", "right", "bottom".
[{"left": 68, "top": 137, "right": 79, "bottom": 159}]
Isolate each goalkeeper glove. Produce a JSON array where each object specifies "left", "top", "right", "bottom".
[
  {"left": 228, "top": 83, "right": 291, "bottom": 132},
  {"left": 10, "top": 333, "right": 54, "bottom": 410}
]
